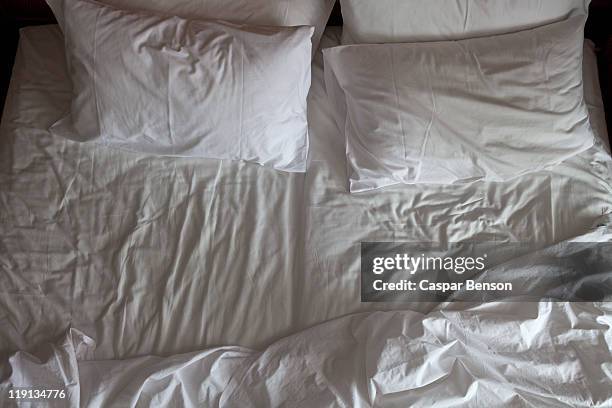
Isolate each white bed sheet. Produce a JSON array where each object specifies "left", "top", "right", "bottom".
[
  {"left": 0, "top": 24, "right": 612, "bottom": 368},
  {"left": 4, "top": 299, "right": 612, "bottom": 406}
]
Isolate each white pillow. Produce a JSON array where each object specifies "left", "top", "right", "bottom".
[
  {"left": 340, "top": 0, "right": 590, "bottom": 44},
  {"left": 323, "top": 15, "right": 594, "bottom": 192},
  {"left": 50, "top": 0, "right": 334, "bottom": 51},
  {"left": 47, "top": 0, "right": 314, "bottom": 172}
]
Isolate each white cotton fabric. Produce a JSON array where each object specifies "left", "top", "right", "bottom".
[
  {"left": 0, "top": 20, "right": 611, "bottom": 364},
  {"left": 1, "top": 26, "right": 612, "bottom": 406},
  {"left": 324, "top": 16, "right": 595, "bottom": 192},
  {"left": 50, "top": 0, "right": 335, "bottom": 51},
  {"left": 340, "top": 0, "right": 590, "bottom": 44},
  {"left": 3, "top": 302, "right": 612, "bottom": 407},
  {"left": 46, "top": 0, "right": 313, "bottom": 172}
]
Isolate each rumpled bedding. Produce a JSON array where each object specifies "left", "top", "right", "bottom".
[
  {"left": 4, "top": 298, "right": 612, "bottom": 406},
  {"left": 1, "top": 25, "right": 612, "bottom": 406}
]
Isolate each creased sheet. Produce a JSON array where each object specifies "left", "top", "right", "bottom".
[
  {"left": 0, "top": 25, "right": 611, "bottom": 373},
  {"left": 3, "top": 298, "right": 612, "bottom": 406}
]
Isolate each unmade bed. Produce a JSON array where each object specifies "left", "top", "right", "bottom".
[{"left": 1, "top": 17, "right": 612, "bottom": 408}]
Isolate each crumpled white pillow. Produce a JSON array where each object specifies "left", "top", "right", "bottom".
[
  {"left": 46, "top": 0, "right": 314, "bottom": 172},
  {"left": 50, "top": 0, "right": 335, "bottom": 53},
  {"left": 324, "top": 15, "right": 595, "bottom": 192}
]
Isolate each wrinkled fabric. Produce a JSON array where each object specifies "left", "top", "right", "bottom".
[
  {"left": 50, "top": 0, "right": 335, "bottom": 52},
  {"left": 2, "top": 299, "right": 612, "bottom": 406},
  {"left": 324, "top": 16, "right": 594, "bottom": 191},
  {"left": 0, "top": 25, "right": 611, "bottom": 374},
  {"left": 340, "top": 0, "right": 590, "bottom": 44},
  {"left": 47, "top": 0, "right": 313, "bottom": 172}
]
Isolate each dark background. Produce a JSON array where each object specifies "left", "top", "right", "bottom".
[{"left": 1, "top": 0, "right": 612, "bottom": 141}]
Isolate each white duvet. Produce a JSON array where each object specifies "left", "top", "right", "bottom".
[
  {"left": 5, "top": 299, "right": 612, "bottom": 406},
  {"left": 1, "top": 25, "right": 612, "bottom": 406}
]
